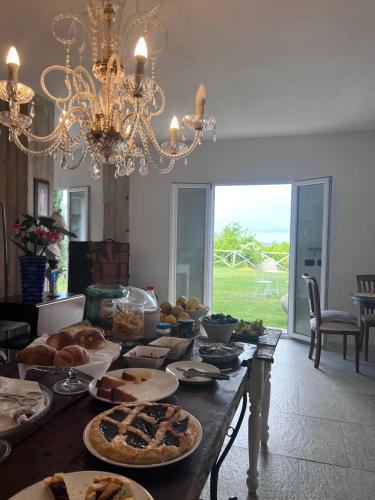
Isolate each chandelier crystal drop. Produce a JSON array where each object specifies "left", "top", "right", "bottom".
[{"left": 0, "top": 1, "right": 216, "bottom": 178}]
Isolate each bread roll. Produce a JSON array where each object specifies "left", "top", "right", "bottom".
[
  {"left": 46, "top": 330, "right": 76, "bottom": 350},
  {"left": 74, "top": 327, "right": 106, "bottom": 350},
  {"left": 54, "top": 345, "right": 89, "bottom": 368},
  {"left": 16, "top": 344, "right": 56, "bottom": 366}
]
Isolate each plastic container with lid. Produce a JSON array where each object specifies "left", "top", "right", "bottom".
[
  {"left": 112, "top": 286, "right": 160, "bottom": 339},
  {"left": 112, "top": 298, "right": 145, "bottom": 341}
]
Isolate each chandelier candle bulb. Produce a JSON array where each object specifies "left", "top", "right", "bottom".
[
  {"left": 195, "top": 83, "right": 206, "bottom": 125},
  {"left": 170, "top": 116, "right": 179, "bottom": 148},
  {"left": 6, "top": 46, "right": 20, "bottom": 85},
  {"left": 134, "top": 36, "right": 147, "bottom": 94}
]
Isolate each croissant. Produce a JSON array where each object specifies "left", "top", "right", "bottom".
[
  {"left": 74, "top": 328, "right": 106, "bottom": 350},
  {"left": 16, "top": 344, "right": 56, "bottom": 366},
  {"left": 46, "top": 330, "right": 76, "bottom": 350},
  {"left": 54, "top": 345, "right": 90, "bottom": 368}
]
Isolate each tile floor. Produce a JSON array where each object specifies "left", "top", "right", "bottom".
[{"left": 202, "top": 338, "right": 375, "bottom": 500}]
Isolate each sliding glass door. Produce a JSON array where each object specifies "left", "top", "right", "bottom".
[
  {"left": 288, "top": 178, "right": 331, "bottom": 339},
  {"left": 169, "top": 184, "right": 213, "bottom": 306}
]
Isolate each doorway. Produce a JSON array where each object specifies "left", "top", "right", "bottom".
[
  {"left": 213, "top": 184, "right": 291, "bottom": 329},
  {"left": 169, "top": 178, "right": 331, "bottom": 336}
]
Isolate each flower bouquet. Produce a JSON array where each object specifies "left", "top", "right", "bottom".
[{"left": 11, "top": 214, "right": 76, "bottom": 301}]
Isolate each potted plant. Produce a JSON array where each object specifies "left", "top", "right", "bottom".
[{"left": 10, "top": 214, "right": 76, "bottom": 301}]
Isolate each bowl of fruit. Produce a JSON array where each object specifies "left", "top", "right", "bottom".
[
  {"left": 200, "top": 313, "right": 239, "bottom": 342},
  {"left": 160, "top": 296, "right": 209, "bottom": 332}
]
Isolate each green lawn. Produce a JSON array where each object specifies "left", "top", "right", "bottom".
[{"left": 212, "top": 266, "right": 288, "bottom": 329}]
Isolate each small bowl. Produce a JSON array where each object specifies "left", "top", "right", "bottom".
[
  {"left": 187, "top": 307, "right": 210, "bottom": 330},
  {"left": 200, "top": 317, "right": 239, "bottom": 342},
  {"left": 149, "top": 336, "right": 192, "bottom": 360},
  {"left": 123, "top": 345, "right": 170, "bottom": 368}
]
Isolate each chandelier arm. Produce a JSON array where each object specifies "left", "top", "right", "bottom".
[
  {"left": 142, "top": 117, "right": 202, "bottom": 159},
  {"left": 13, "top": 106, "right": 89, "bottom": 143},
  {"left": 11, "top": 131, "right": 61, "bottom": 157}
]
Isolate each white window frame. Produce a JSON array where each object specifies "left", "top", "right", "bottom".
[{"left": 169, "top": 183, "right": 214, "bottom": 306}]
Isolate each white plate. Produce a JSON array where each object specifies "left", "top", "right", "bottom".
[
  {"left": 89, "top": 368, "right": 179, "bottom": 405},
  {"left": 9, "top": 470, "right": 153, "bottom": 499},
  {"left": 166, "top": 361, "right": 221, "bottom": 384},
  {"left": 83, "top": 411, "right": 203, "bottom": 469}
]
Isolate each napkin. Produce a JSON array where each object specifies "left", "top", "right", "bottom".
[{"left": 0, "top": 377, "right": 44, "bottom": 433}]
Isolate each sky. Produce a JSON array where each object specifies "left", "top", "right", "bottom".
[{"left": 214, "top": 184, "right": 292, "bottom": 244}]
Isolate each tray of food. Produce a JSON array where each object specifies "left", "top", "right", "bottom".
[
  {"left": 89, "top": 368, "right": 179, "bottom": 405},
  {"left": 231, "top": 319, "right": 266, "bottom": 342},
  {"left": 9, "top": 470, "right": 153, "bottom": 499},
  {"left": 15, "top": 326, "right": 121, "bottom": 380},
  {"left": 83, "top": 402, "right": 202, "bottom": 468}
]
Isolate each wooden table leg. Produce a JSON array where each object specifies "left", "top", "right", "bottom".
[
  {"left": 246, "top": 359, "right": 264, "bottom": 493},
  {"left": 261, "top": 363, "right": 271, "bottom": 445}
]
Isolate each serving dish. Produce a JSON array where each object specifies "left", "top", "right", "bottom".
[
  {"left": 149, "top": 336, "right": 192, "bottom": 360},
  {"left": 123, "top": 345, "right": 170, "bottom": 368},
  {"left": 89, "top": 368, "right": 179, "bottom": 405},
  {"left": 197, "top": 340, "right": 245, "bottom": 363},
  {"left": 83, "top": 408, "right": 202, "bottom": 468},
  {"left": 9, "top": 470, "right": 153, "bottom": 499}
]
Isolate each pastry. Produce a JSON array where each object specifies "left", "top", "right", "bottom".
[
  {"left": 97, "top": 375, "right": 124, "bottom": 390},
  {"left": 46, "top": 330, "right": 76, "bottom": 350},
  {"left": 110, "top": 387, "right": 137, "bottom": 403},
  {"left": 96, "top": 375, "right": 125, "bottom": 399},
  {"left": 44, "top": 473, "right": 69, "bottom": 500},
  {"left": 85, "top": 475, "right": 134, "bottom": 499},
  {"left": 16, "top": 344, "right": 56, "bottom": 366},
  {"left": 89, "top": 402, "right": 200, "bottom": 464},
  {"left": 74, "top": 327, "right": 106, "bottom": 350},
  {"left": 54, "top": 345, "right": 90, "bottom": 368},
  {"left": 121, "top": 369, "right": 151, "bottom": 384}
]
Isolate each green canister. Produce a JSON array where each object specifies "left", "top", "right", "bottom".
[{"left": 85, "top": 284, "right": 126, "bottom": 328}]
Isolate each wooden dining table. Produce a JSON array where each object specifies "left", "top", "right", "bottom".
[{"left": 0, "top": 331, "right": 281, "bottom": 500}]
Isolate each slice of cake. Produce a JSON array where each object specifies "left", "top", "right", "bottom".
[
  {"left": 97, "top": 375, "right": 125, "bottom": 390},
  {"left": 121, "top": 369, "right": 152, "bottom": 384},
  {"left": 111, "top": 387, "right": 138, "bottom": 403}
]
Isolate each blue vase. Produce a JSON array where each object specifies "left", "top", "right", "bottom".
[{"left": 19, "top": 255, "right": 47, "bottom": 302}]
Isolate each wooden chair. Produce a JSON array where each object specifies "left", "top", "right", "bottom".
[
  {"left": 302, "top": 274, "right": 360, "bottom": 372},
  {"left": 356, "top": 274, "right": 375, "bottom": 361}
]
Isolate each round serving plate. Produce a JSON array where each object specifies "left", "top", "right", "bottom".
[
  {"left": 166, "top": 361, "right": 221, "bottom": 384},
  {"left": 9, "top": 470, "right": 153, "bottom": 500},
  {"left": 196, "top": 340, "right": 245, "bottom": 364},
  {"left": 89, "top": 368, "right": 179, "bottom": 405},
  {"left": 0, "top": 384, "right": 53, "bottom": 439},
  {"left": 83, "top": 411, "right": 203, "bottom": 469}
]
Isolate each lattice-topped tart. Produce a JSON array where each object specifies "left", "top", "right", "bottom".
[{"left": 89, "top": 402, "right": 200, "bottom": 465}]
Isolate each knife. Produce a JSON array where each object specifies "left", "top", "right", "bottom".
[{"left": 177, "top": 368, "right": 230, "bottom": 380}]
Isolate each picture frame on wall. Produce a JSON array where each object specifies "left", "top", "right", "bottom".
[{"left": 34, "top": 178, "right": 49, "bottom": 217}]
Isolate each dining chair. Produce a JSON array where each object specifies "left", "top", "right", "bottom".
[
  {"left": 302, "top": 273, "right": 360, "bottom": 372},
  {"left": 356, "top": 274, "right": 375, "bottom": 361}
]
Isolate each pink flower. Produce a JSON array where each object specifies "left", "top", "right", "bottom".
[
  {"left": 36, "top": 227, "right": 47, "bottom": 238},
  {"left": 46, "top": 231, "right": 59, "bottom": 243},
  {"left": 12, "top": 223, "right": 22, "bottom": 233}
]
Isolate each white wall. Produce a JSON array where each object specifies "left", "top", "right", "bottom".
[
  {"left": 129, "top": 130, "right": 375, "bottom": 323},
  {"left": 54, "top": 161, "right": 104, "bottom": 241}
]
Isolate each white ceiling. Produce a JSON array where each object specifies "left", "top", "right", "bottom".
[{"left": 1, "top": 0, "right": 375, "bottom": 139}]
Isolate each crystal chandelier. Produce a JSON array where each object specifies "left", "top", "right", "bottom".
[{"left": 0, "top": 1, "right": 216, "bottom": 179}]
